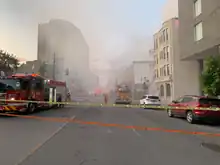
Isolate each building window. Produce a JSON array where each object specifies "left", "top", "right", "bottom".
[
  {"left": 194, "top": 0, "right": 202, "bottom": 17},
  {"left": 160, "top": 84, "right": 164, "bottom": 97},
  {"left": 163, "top": 46, "right": 169, "bottom": 60},
  {"left": 163, "top": 65, "right": 167, "bottom": 76},
  {"left": 160, "top": 51, "right": 163, "bottom": 60},
  {"left": 166, "top": 83, "right": 171, "bottom": 97},
  {"left": 167, "top": 64, "right": 170, "bottom": 75},
  {"left": 165, "top": 29, "right": 169, "bottom": 41},
  {"left": 194, "top": 22, "right": 203, "bottom": 41},
  {"left": 163, "top": 30, "right": 166, "bottom": 42},
  {"left": 166, "top": 46, "right": 169, "bottom": 61},
  {"left": 163, "top": 47, "right": 166, "bottom": 59},
  {"left": 170, "top": 65, "right": 172, "bottom": 74}
]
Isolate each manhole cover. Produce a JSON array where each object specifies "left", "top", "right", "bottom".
[{"left": 201, "top": 142, "right": 220, "bottom": 153}]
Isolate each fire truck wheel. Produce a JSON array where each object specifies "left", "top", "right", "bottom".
[{"left": 28, "top": 103, "right": 36, "bottom": 113}]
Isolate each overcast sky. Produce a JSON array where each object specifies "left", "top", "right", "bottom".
[{"left": 0, "top": 0, "right": 178, "bottom": 69}]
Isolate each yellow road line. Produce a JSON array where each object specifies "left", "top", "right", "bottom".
[{"left": 0, "top": 99, "right": 220, "bottom": 111}]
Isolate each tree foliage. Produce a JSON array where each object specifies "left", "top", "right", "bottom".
[
  {"left": 201, "top": 56, "right": 220, "bottom": 96},
  {"left": 0, "top": 50, "right": 19, "bottom": 74}
]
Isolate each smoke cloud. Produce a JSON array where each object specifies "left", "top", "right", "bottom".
[
  {"left": 162, "top": 0, "right": 178, "bottom": 22},
  {"left": 0, "top": 0, "right": 166, "bottom": 89}
]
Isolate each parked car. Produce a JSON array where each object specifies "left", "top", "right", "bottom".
[
  {"left": 140, "top": 95, "right": 161, "bottom": 109},
  {"left": 167, "top": 95, "right": 220, "bottom": 124}
]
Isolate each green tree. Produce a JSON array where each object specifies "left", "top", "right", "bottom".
[
  {"left": 0, "top": 49, "right": 19, "bottom": 74},
  {"left": 201, "top": 56, "right": 220, "bottom": 96},
  {"left": 8, "top": 54, "right": 19, "bottom": 71},
  {"left": 38, "top": 62, "right": 47, "bottom": 76}
]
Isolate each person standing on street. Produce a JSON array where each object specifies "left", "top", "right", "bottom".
[
  {"left": 103, "top": 93, "right": 108, "bottom": 104},
  {"left": 67, "top": 92, "right": 71, "bottom": 102}
]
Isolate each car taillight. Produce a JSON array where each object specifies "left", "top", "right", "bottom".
[
  {"left": 194, "top": 110, "right": 207, "bottom": 114},
  {"left": 194, "top": 103, "right": 208, "bottom": 114}
]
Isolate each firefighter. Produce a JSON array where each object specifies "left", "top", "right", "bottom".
[
  {"left": 57, "top": 94, "right": 62, "bottom": 108},
  {"left": 103, "top": 93, "right": 108, "bottom": 104},
  {"left": 67, "top": 92, "right": 71, "bottom": 102}
]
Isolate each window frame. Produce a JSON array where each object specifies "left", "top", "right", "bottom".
[
  {"left": 165, "top": 28, "right": 169, "bottom": 41},
  {"left": 164, "top": 65, "right": 166, "bottom": 76},
  {"left": 160, "top": 85, "right": 164, "bottom": 97},
  {"left": 167, "top": 64, "right": 170, "bottom": 75},
  {"left": 194, "top": 22, "right": 203, "bottom": 41},
  {"left": 166, "top": 46, "right": 169, "bottom": 61},
  {"left": 163, "top": 47, "right": 166, "bottom": 59},
  {"left": 166, "top": 83, "right": 171, "bottom": 97},
  {"left": 194, "top": 0, "right": 202, "bottom": 17}
]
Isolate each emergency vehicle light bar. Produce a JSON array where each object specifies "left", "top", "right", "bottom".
[
  {"left": 11, "top": 73, "right": 40, "bottom": 78},
  {"left": 47, "top": 80, "right": 66, "bottom": 86}
]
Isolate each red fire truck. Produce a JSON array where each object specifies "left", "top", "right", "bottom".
[{"left": 0, "top": 73, "right": 67, "bottom": 113}]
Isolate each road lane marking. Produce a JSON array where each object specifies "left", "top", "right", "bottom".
[
  {"left": 14, "top": 115, "right": 76, "bottom": 165},
  {"left": 4, "top": 98, "right": 220, "bottom": 111},
  {"left": 132, "top": 128, "right": 141, "bottom": 137},
  {"left": 1, "top": 113, "right": 220, "bottom": 138}
]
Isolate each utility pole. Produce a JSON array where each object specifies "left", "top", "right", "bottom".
[{"left": 53, "top": 53, "right": 56, "bottom": 80}]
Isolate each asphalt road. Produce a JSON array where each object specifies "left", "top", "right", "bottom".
[{"left": 0, "top": 106, "right": 220, "bottom": 165}]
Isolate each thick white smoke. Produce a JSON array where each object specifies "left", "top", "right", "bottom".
[{"left": 162, "top": 0, "right": 178, "bottom": 22}]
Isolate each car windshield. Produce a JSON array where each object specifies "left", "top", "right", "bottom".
[
  {"left": 0, "top": 79, "right": 21, "bottom": 92},
  {"left": 148, "top": 96, "right": 159, "bottom": 100},
  {"left": 199, "top": 98, "right": 220, "bottom": 105}
]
